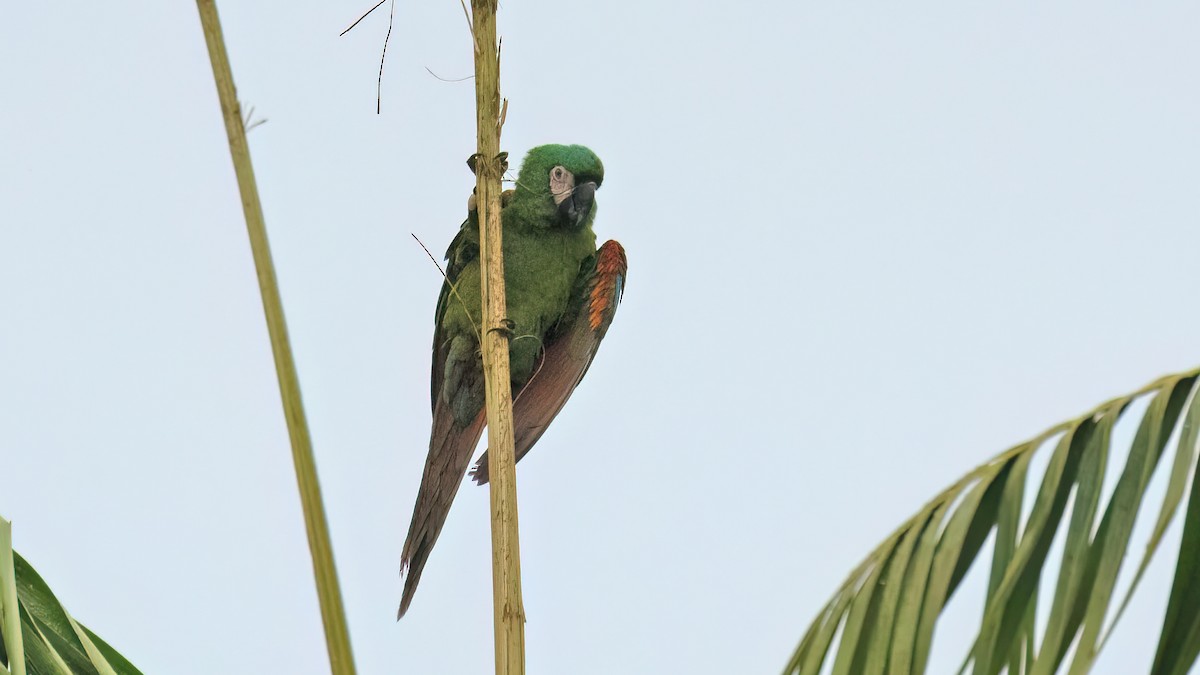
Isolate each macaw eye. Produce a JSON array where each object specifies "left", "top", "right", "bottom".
[{"left": 549, "top": 165, "right": 574, "bottom": 205}]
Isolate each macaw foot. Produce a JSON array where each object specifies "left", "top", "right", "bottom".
[{"left": 488, "top": 318, "right": 516, "bottom": 339}]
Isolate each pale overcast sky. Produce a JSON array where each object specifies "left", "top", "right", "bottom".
[{"left": 3, "top": 2, "right": 1199, "bottom": 674}]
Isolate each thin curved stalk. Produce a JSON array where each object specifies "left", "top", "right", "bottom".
[{"left": 194, "top": 3, "right": 356, "bottom": 674}]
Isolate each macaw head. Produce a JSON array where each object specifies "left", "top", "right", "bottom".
[{"left": 511, "top": 144, "right": 604, "bottom": 229}]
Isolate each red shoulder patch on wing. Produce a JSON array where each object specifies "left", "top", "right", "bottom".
[{"left": 588, "top": 240, "right": 628, "bottom": 331}]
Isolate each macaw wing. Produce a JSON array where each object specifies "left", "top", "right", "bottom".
[
  {"left": 400, "top": 219, "right": 485, "bottom": 619},
  {"left": 429, "top": 219, "right": 479, "bottom": 412},
  {"left": 469, "top": 239, "right": 627, "bottom": 485},
  {"left": 430, "top": 190, "right": 511, "bottom": 410}
]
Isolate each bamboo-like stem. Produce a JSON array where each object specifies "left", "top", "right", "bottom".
[
  {"left": 469, "top": 1, "right": 526, "bottom": 673},
  {"left": 194, "top": 3, "right": 356, "bottom": 674},
  {"left": 0, "top": 518, "right": 26, "bottom": 675}
]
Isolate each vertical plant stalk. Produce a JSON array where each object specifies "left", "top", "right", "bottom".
[
  {"left": 470, "top": 1, "right": 526, "bottom": 673},
  {"left": 0, "top": 518, "right": 26, "bottom": 675},
  {"left": 194, "top": 3, "right": 356, "bottom": 674}
]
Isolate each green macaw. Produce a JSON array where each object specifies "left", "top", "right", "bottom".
[{"left": 399, "top": 144, "right": 628, "bottom": 618}]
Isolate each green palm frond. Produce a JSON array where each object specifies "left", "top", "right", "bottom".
[
  {"left": 784, "top": 368, "right": 1200, "bottom": 675},
  {"left": 0, "top": 518, "right": 142, "bottom": 675}
]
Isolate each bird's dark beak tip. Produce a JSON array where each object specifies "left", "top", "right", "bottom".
[{"left": 559, "top": 181, "right": 597, "bottom": 227}]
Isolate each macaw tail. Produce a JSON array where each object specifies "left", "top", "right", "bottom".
[{"left": 399, "top": 400, "right": 486, "bottom": 619}]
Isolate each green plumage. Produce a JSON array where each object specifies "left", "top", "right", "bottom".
[
  {"left": 435, "top": 144, "right": 604, "bottom": 424},
  {"left": 400, "top": 144, "right": 614, "bottom": 618}
]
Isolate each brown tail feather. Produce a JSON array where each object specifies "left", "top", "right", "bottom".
[{"left": 398, "top": 401, "right": 486, "bottom": 619}]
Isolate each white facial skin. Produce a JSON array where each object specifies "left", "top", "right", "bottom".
[{"left": 549, "top": 165, "right": 575, "bottom": 205}]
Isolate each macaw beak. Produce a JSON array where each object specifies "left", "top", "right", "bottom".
[{"left": 557, "top": 181, "right": 597, "bottom": 227}]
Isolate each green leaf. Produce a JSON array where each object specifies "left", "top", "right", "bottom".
[
  {"left": 783, "top": 369, "right": 1200, "bottom": 675},
  {"left": 835, "top": 551, "right": 896, "bottom": 675},
  {"left": 909, "top": 464, "right": 1010, "bottom": 674},
  {"left": 77, "top": 626, "right": 141, "bottom": 675},
  {"left": 975, "top": 421, "right": 1090, "bottom": 675},
  {"left": 970, "top": 446, "right": 1033, "bottom": 674},
  {"left": 791, "top": 588, "right": 853, "bottom": 675},
  {"left": 13, "top": 552, "right": 102, "bottom": 675},
  {"left": 1152, "top": 390, "right": 1200, "bottom": 675},
  {"left": 886, "top": 502, "right": 949, "bottom": 675},
  {"left": 1067, "top": 377, "right": 1193, "bottom": 675},
  {"left": 0, "top": 524, "right": 140, "bottom": 675},
  {"left": 1101, "top": 387, "right": 1200, "bottom": 652},
  {"left": 17, "top": 607, "right": 73, "bottom": 675},
  {"left": 1029, "top": 404, "right": 1120, "bottom": 675}
]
